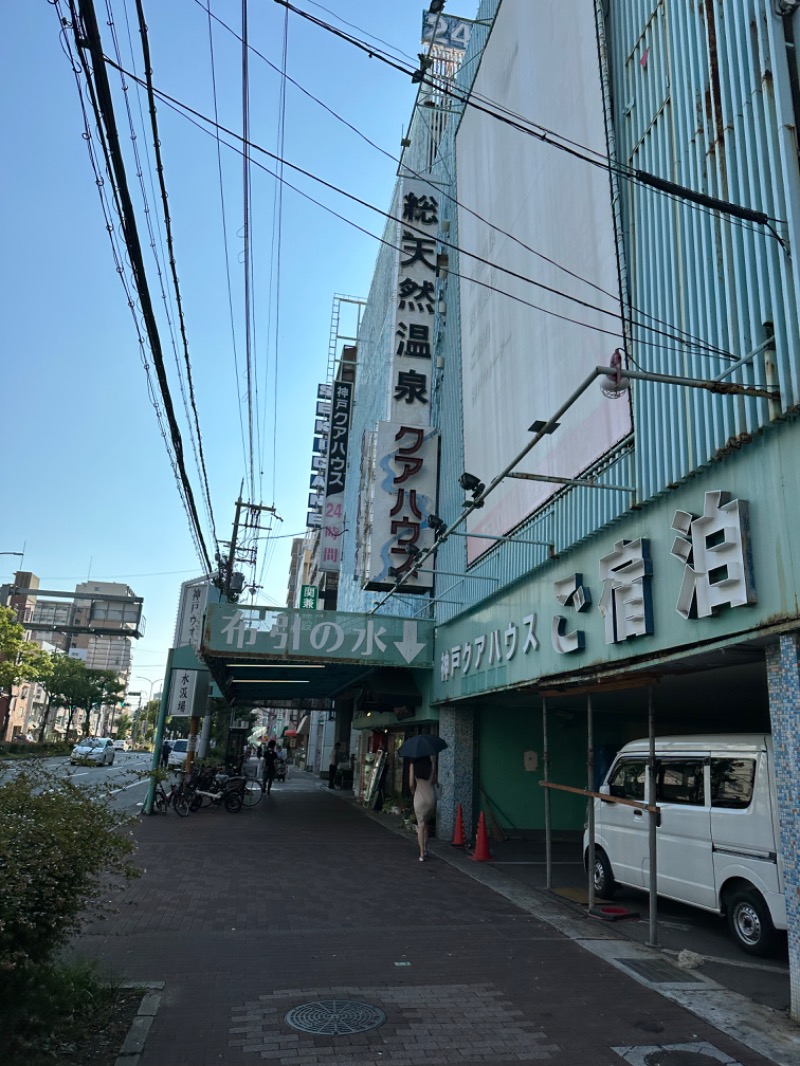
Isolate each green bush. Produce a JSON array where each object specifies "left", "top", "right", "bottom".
[
  {"left": 0, "top": 741, "right": 72, "bottom": 759},
  {"left": 0, "top": 764, "right": 137, "bottom": 987}
]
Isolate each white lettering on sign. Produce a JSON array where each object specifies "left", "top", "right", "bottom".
[
  {"left": 671, "top": 491, "right": 756, "bottom": 618},
  {"left": 438, "top": 489, "right": 756, "bottom": 685}
]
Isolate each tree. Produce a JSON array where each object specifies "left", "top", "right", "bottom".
[
  {"left": 115, "top": 711, "right": 132, "bottom": 740},
  {"left": 0, "top": 606, "right": 53, "bottom": 740},
  {"left": 37, "top": 654, "right": 84, "bottom": 742},
  {"left": 82, "top": 670, "right": 126, "bottom": 736},
  {"left": 41, "top": 656, "right": 90, "bottom": 739}
]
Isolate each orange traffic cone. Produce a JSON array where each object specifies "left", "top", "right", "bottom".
[
  {"left": 451, "top": 803, "right": 466, "bottom": 847},
  {"left": 472, "top": 811, "right": 492, "bottom": 862}
]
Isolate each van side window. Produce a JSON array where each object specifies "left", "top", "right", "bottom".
[
  {"left": 710, "top": 758, "right": 756, "bottom": 809},
  {"left": 608, "top": 759, "right": 646, "bottom": 801},
  {"left": 656, "top": 760, "right": 705, "bottom": 805}
]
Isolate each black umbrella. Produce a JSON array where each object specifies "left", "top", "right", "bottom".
[{"left": 397, "top": 735, "right": 448, "bottom": 759}]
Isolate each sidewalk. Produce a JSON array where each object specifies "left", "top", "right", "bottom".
[{"left": 74, "top": 772, "right": 800, "bottom": 1066}]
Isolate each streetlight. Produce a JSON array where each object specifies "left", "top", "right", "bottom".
[{"left": 132, "top": 676, "right": 163, "bottom": 746}]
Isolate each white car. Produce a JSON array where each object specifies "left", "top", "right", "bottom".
[
  {"left": 71, "top": 737, "right": 115, "bottom": 766},
  {"left": 112, "top": 738, "right": 129, "bottom": 752},
  {"left": 167, "top": 739, "right": 189, "bottom": 769}
]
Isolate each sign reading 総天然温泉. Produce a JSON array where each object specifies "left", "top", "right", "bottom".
[
  {"left": 362, "top": 175, "right": 441, "bottom": 592},
  {"left": 203, "top": 603, "right": 434, "bottom": 668}
]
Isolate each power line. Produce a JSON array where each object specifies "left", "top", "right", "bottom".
[
  {"left": 135, "top": 0, "right": 219, "bottom": 553},
  {"left": 274, "top": 0, "right": 784, "bottom": 237},
  {"left": 55, "top": 2, "right": 208, "bottom": 569},
  {"left": 104, "top": 59, "right": 739, "bottom": 362},
  {"left": 192, "top": 0, "right": 736, "bottom": 365},
  {"left": 203, "top": 0, "right": 249, "bottom": 478},
  {"left": 68, "top": 0, "right": 213, "bottom": 573},
  {"left": 241, "top": 0, "right": 256, "bottom": 502}
]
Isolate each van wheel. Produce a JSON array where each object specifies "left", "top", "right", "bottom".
[
  {"left": 593, "top": 849, "right": 616, "bottom": 899},
  {"left": 726, "top": 887, "right": 776, "bottom": 956}
]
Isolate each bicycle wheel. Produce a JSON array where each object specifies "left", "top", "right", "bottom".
[
  {"left": 224, "top": 791, "right": 243, "bottom": 813},
  {"left": 242, "top": 780, "right": 263, "bottom": 807},
  {"left": 154, "top": 791, "right": 168, "bottom": 814},
  {"left": 174, "top": 795, "right": 190, "bottom": 817}
]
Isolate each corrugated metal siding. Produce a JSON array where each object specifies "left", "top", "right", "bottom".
[
  {"left": 344, "top": 2, "right": 800, "bottom": 626},
  {"left": 422, "top": 0, "right": 635, "bottom": 626},
  {"left": 609, "top": 0, "right": 800, "bottom": 500}
]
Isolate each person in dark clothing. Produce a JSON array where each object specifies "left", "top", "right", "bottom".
[
  {"left": 160, "top": 740, "right": 172, "bottom": 769},
  {"left": 328, "top": 741, "right": 341, "bottom": 789},
  {"left": 262, "top": 739, "right": 278, "bottom": 794}
]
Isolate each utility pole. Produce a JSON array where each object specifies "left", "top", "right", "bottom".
[{"left": 219, "top": 495, "right": 282, "bottom": 600}]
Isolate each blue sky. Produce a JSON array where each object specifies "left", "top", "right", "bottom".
[{"left": 1, "top": 1, "right": 457, "bottom": 684}]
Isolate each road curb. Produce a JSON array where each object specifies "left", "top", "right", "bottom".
[{"left": 114, "top": 981, "right": 164, "bottom": 1066}]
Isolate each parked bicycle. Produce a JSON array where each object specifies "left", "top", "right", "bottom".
[
  {"left": 150, "top": 774, "right": 190, "bottom": 816},
  {"left": 183, "top": 765, "right": 249, "bottom": 813}
]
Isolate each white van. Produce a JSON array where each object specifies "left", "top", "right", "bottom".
[{"left": 585, "top": 734, "right": 786, "bottom": 955}]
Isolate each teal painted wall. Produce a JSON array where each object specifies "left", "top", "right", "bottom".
[{"left": 476, "top": 705, "right": 587, "bottom": 831}]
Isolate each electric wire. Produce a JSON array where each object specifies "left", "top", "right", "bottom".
[
  {"left": 203, "top": 0, "right": 249, "bottom": 480},
  {"left": 111, "top": 0, "right": 219, "bottom": 550},
  {"left": 54, "top": 1, "right": 205, "bottom": 568},
  {"left": 66, "top": 0, "right": 213, "bottom": 573},
  {"left": 266, "top": 5, "right": 289, "bottom": 510},
  {"left": 135, "top": 0, "right": 219, "bottom": 552},
  {"left": 184, "top": 1, "right": 742, "bottom": 363},
  {"left": 274, "top": 0, "right": 785, "bottom": 236},
  {"left": 104, "top": 58, "right": 742, "bottom": 362},
  {"left": 241, "top": 0, "right": 257, "bottom": 503}
]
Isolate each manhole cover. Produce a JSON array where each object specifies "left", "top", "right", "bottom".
[
  {"left": 285, "top": 999, "right": 386, "bottom": 1035},
  {"left": 644, "top": 1052, "right": 725, "bottom": 1066}
]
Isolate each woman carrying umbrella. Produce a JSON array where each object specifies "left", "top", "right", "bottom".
[{"left": 398, "top": 734, "right": 447, "bottom": 863}]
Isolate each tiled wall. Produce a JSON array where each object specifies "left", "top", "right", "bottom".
[
  {"left": 765, "top": 634, "right": 800, "bottom": 1020},
  {"left": 437, "top": 705, "right": 474, "bottom": 843}
]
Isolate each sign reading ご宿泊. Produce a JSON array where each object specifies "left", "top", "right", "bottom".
[{"left": 434, "top": 489, "right": 760, "bottom": 700}]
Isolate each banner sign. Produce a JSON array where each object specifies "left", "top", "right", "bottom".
[
  {"left": 174, "top": 578, "right": 211, "bottom": 649},
  {"left": 422, "top": 11, "right": 472, "bottom": 51},
  {"left": 319, "top": 380, "right": 353, "bottom": 572},
  {"left": 203, "top": 603, "right": 434, "bottom": 667},
  {"left": 167, "top": 668, "right": 200, "bottom": 717},
  {"left": 300, "top": 584, "right": 319, "bottom": 610},
  {"left": 364, "top": 421, "right": 438, "bottom": 592}
]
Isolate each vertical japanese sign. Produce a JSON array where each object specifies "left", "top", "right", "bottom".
[
  {"left": 319, "top": 380, "right": 353, "bottom": 572},
  {"left": 167, "top": 668, "right": 199, "bottom": 717},
  {"left": 300, "top": 584, "right": 319, "bottom": 610},
  {"left": 364, "top": 178, "right": 440, "bottom": 591},
  {"left": 391, "top": 178, "right": 439, "bottom": 426},
  {"left": 174, "top": 578, "right": 211, "bottom": 650},
  {"left": 364, "top": 421, "right": 438, "bottom": 592}
]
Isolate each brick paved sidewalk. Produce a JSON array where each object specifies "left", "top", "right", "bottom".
[{"left": 72, "top": 775, "right": 799, "bottom": 1066}]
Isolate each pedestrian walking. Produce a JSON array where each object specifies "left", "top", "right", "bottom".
[
  {"left": 159, "top": 740, "right": 172, "bottom": 769},
  {"left": 262, "top": 739, "right": 278, "bottom": 794},
  {"left": 328, "top": 741, "right": 341, "bottom": 789},
  {"left": 409, "top": 755, "right": 436, "bottom": 862}
]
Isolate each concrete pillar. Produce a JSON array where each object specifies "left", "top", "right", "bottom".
[
  {"left": 437, "top": 704, "right": 475, "bottom": 842},
  {"left": 765, "top": 634, "right": 800, "bottom": 1021}
]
